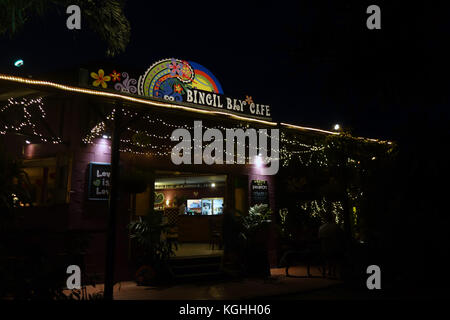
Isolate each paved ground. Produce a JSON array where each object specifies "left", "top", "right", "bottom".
[
  {"left": 273, "top": 283, "right": 450, "bottom": 300},
  {"left": 77, "top": 266, "right": 342, "bottom": 300},
  {"left": 65, "top": 264, "right": 450, "bottom": 300}
]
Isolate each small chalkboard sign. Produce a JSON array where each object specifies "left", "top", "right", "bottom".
[
  {"left": 251, "top": 180, "right": 269, "bottom": 206},
  {"left": 88, "top": 162, "right": 111, "bottom": 200}
]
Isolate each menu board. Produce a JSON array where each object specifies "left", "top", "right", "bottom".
[
  {"left": 187, "top": 199, "right": 202, "bottom": 215},
  {"left": 88, "top": 162, "right": 111, "bottom": 200},
  {"left": 201, "top": 199, "right": 212, "bottom": 215},
  {"left": 251, "top": 180, "right": 269, "bottom": 206},
  {"left": 213, "top": 198, "right": 224, "bottom": 215}
]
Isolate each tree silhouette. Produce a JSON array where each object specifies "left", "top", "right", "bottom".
[{"left": 0, "top": 0, "right": 130, "bottom": 57}]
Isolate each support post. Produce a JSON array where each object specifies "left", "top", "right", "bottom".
[{"left": 104, "top": 107, "right": 121, "bottom": 300}]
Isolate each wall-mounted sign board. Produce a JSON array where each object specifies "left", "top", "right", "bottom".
[
  {"left": 87, "top": 162, "right": 111, "bottom": 200},
  {"left": 251, "top": 179, "right": 269, "bottom": 206}
]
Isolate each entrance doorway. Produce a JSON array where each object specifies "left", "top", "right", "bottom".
[{"left": 135, "top": 170, "right": 227, "bottom": 258}]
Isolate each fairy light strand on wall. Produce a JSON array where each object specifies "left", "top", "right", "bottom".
[{"left": 0, "top": 97, "right": 62, "bottom": 144}]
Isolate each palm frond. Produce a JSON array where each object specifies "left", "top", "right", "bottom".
[
  {"left": 0, "top": 0, "right": 131, "bottom": 56},
  {"left": 79, "top": 0, "right": 131, "bottom": 56}
]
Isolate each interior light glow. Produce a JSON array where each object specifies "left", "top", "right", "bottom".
[{"left": 255, "top": 154, "right": 263, "bottom": 167}]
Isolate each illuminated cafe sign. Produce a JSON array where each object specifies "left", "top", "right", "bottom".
[
  {"left": 182, "top": 88, "right": 270, "bottom": 118},
  {"left": 88, "top": 58, "right": 271, "bottom": 119}
]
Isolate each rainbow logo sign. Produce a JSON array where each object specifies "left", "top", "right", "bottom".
[{"left": 138, "top": 58, "right": 223, "bottom": 102}]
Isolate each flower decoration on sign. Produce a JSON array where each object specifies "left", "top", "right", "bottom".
[
  {"left": 91, "top": 69, "right": 111, "bottom": 88},
  {"left": 168, "top": 59, "right": 183, "bottom": 77},
  {"left": 110, "top": 70, "right": 121, "bottom": 82},
  {"left": 180, "top": 62, "right": 193, "bottom": 82},
  {"left": 245, "top": 95, "right": 254, "bottom": 105},
  {"left": 173, "top": 84, "right": 183, "bottom": 94},
  {"left": 114, "top": 72, "right": 137, "bottom": 94}
]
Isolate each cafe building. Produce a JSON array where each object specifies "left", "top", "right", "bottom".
[{"left": 0, "top": 58, "right": 373, "bottom": 281}]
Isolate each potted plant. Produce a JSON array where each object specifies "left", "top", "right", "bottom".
[
  {"left": 240, "top": 204, "right": 272, "bottom": 277},
  {"left": 128, "top": 210, "right": 178, "bottom": 285}
]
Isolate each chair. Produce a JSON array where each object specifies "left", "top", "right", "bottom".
[
  {"left": 278, "top": 238, "right": 323, "bottom": 278},
  {"left": 163, "top": 207, "right": 180, "bottom": 241},
  {"left": 209, "top": 217, "right": 223, "bottom": 250}
]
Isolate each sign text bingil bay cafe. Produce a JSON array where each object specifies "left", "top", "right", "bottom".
[
  {"left": 88, "top": 58, "right": 271, "bottom": 119},
  {"left": 184, "top": 88, "right": 270, "bottom": 118}
]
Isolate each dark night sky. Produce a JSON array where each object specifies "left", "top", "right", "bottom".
[{"left": 1, "top": 1, "right": 449, "bottom": 140}]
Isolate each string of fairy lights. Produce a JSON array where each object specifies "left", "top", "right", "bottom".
[
  {"left": 82, "top": 108, "right": 286, "bottom": 162},
  {"left": 279, "top": 131, "right": 331, "bottom": 167},
  {"left": 81, "top": 108, "right": 347, "bottom": 166},
  {"left": 0, "top": 97, "right": 62, "bottom": 144},
  {"left": 1, "top": 97, "right": 388, "bottom": 168},
  {"left": 301, "top": 199, "right": 345, "bottom": 224}
]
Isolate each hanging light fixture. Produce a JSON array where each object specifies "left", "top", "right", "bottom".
[{"left": 14, "top": 59, "right": 24, "bottom": 67}]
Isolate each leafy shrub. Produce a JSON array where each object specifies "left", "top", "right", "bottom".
[
  {"left": 240, "top": 204, "right": 272, "bottom": 242},
  {"left": 128, "top": 210, "right": 178, "bottom": 284}
]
